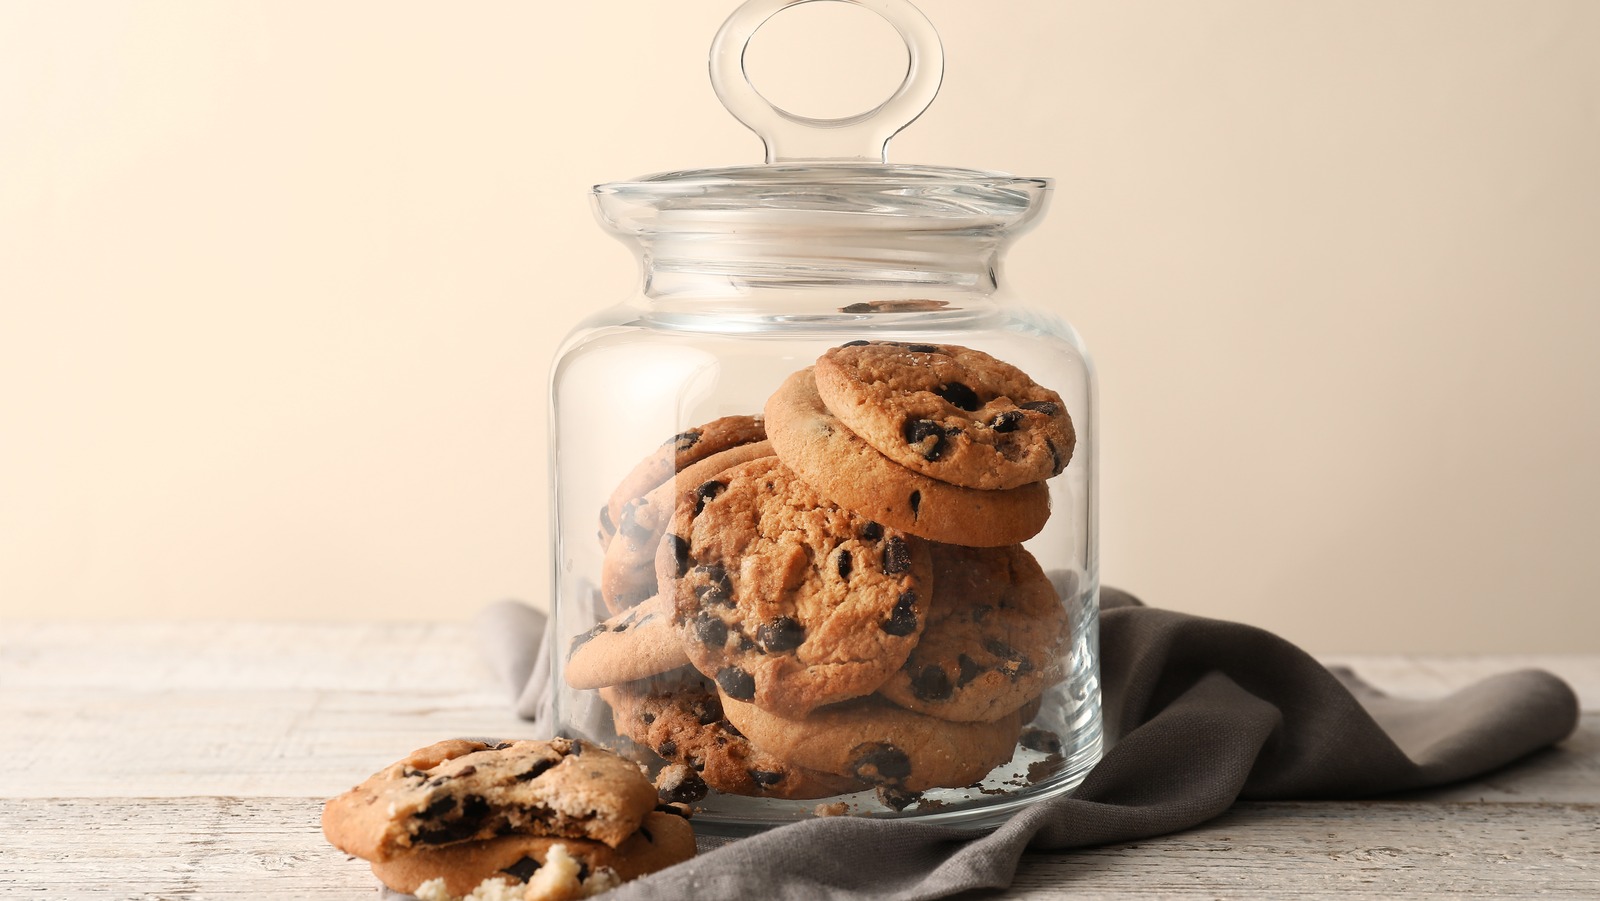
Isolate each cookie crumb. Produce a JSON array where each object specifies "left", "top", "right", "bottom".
[
  {"left": 813, "top": 802, "right": 850, "bottom": 817},
  {"left": 411, "top": 845, "right": 623, "bottom": 901}
]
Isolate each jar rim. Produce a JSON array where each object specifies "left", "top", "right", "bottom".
[{"left": 594, "top": 163, "right": 1050, "bottom": 237}]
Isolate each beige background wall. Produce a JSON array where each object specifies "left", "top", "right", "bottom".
[{"left": 2, "top": 1, "right": 1596, "bottom": 653}]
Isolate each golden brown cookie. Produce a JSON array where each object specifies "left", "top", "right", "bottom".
[
  {"left": 601, "top": 414, "right": 767, "bottom": 550},
  {"left": 814, "top": 341, "right": 1075, "bottom": 490},
  {"left": 601, "top": 671, "right": 864, "bottom": 800},
  {"left": 718, "top": 693, "right": 1022, "bottom": 793},
  {"left": 367, "top": 811, "right": 695, "bottom": 898},
  {"left": 600, "top": 440, "right": 775, "bottom": 613},
  {"left": 878, "top": 543, "right": 1066, "bottom": 722},
  {"left": 764, "top": 368, "right": 1051, "bottom": 546},
  {"left": 655, "top": 455, "right": 932, "bottom": 717},
  {"left": 321, "top": 738, "right": 657, "bottom": 860},
  {"left": 564, "top": 594, "right": 690, "bottom": 691}
]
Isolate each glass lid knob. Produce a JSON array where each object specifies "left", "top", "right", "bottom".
[{"left": 709, "top": 0, "right": 946, "bottom": 164}]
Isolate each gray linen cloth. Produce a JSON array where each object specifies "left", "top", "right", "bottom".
[{"left": 385, "top": 588, "right": 1578, "bottom": 900}]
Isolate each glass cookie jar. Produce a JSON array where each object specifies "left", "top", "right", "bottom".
[{"left": 550, "top": 0, "right": 1101, "bottom": 835}]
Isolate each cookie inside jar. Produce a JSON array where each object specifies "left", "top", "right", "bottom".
[{"left": 558, "top": 341, "right": 1097, "bottom": 831}]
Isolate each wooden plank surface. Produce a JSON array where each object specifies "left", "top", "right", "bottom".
[{"left": 1, "top": 621, "right": 1596, "bottom": 899}]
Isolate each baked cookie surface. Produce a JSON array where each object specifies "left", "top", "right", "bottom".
[
  {"left": 814, "top": 341, "right": 1074, "bottom": 490},
  {"left": 368, "top": 810, "right": 694, "bottom": 897},
  {"left": 718, "top": 693, "right": 1022, "bottom": 794},
  {"left": 878, "top": 543, "right": 1067, "bottom": 722},
  {"left": 656, "top": 455, "right": 932, "bottom": 717},
  {"left": 602, "top": 671, "right": 864, "bottom": 800},
  {"left": 321, "top": 738, "right": 657, "bottom": 860},
  {"left": 564, "top": 594, "right": 689, "bottom": 691},
  {"left": 603, "top": 415, "right": 767, "bottom": 540},
  {"left": 765, "top": 368, "right": 1051, "bottom": 546},
  {"left": 600, "top": 440, "right": 774, "bottom": 613}
]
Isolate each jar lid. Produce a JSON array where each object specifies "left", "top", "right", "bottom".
[{"left": 594, "top": 0, "right": 1050, "bottom": 238}]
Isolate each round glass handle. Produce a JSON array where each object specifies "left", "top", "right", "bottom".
[{"left": 709, "top": 0, "right": 945, "bottom": 164}]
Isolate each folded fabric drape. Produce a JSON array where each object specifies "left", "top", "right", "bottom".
[{"left": 417, "top": 589, "right": 1577, "bottom": 901}]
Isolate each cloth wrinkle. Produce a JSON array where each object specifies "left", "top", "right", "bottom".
[{"left": 440, "top": 588, "right": 1580, "bottom": 901}]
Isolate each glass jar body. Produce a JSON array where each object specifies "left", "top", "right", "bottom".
[{"left": 550, "top": 283, "right": 1101, "bottom": 835}]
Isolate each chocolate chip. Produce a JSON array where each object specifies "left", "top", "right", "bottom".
[
  {"left": 860, "top": 521, "right": 883, "bottom": 541},
  {"left": 567, "top": 623, "right": 606, "bottom": 658},
  {"left": 693, "top": 613, "right": 728, "bottom": 647},
  {"left": 598, "top": 506, "right": 614, "bottom": 534},
  {"left": 934, "top": 381, "right": 982, "bottom": 412},
  {"left": 567, "top": 740, "right": 583, "bottom": 756},
  {"left": 691, "top": 695, "right": 722, "bottom": 726},
  {"left": 402, "top": 768, "right": 426, "bottom": 779},
  {"left": 668, "top": 534, "right": 691, "bottom": 578},
  {"left": 515, "top": 759, "right": 557, "bottom": 781},
  {"left": 658, "top": 767, "right": 708, "bottom": 804},
  {"left": 414, "top": 795, "right": 490, "bottom": 845},
  {"left": 736, "top": 633, "right": 757, "bottom": 653},
  {"left": 1047, "top": 439, "right": 1064, "bottom": 474},
  {"left": 840, "top": 339, "right": 871, "bottom": 346},
  {"left": 908, "top": 490, "right": 921, "bottom": 518},
  {"left": 988, "top": 410, "right": 1023, "bottom": 433},
  {"left": 881, "top": 591, "right": 919, "bottom": 636},
  {"left": 421, "top": 795, "right": 456, "bottom": 818},
  {"left": 957, "top": 653, "right": 983, "bottom": 687},
  {"left": 716, "top": 666, "right": 756, "bottom": 701},
  {"left": 881, "top": 537, "right": 911, "bottom": 575},
  {"left": 910, "top": 665, "right": 952, "bottom": 701},
  {"left": 876, "top": 785, "right": 921, "bottom": 811},
  {"left": 902, "top": 419, "right": 948, "bottom": 461},
  {"left": 1020, "top": 727, "right": 1063, "bottom": 755},
  {"left": 500, "top": 856, "right": 543, "bottom": 883},
  {"left": 1020, "top": 401, "right": 1060, "bottom": 417},
  {"left": 694, "top": 563, "right": 733, "bottom": 607},
  {"left": 906, "top": 344, "right": 940, "bottom": 354},
  {"left": 986, "top": 638, "right": 1035, "bottom": 680},
  {"left": 694, "top": 480, "right": 726, "bottom": 516},
  {"left": 619, "top": 501, "right": 650, "bottom": 543},
  {"left": 998, "top": 655, "right": 1036, "bottom": 680},
  {"left": 657, "top": 740, "right": 678, "bottom": 759},
  {"left": 689, "top": 756, "right": 706, "bottom": 772},
  {"left": 748, "top": 769, "right": 784, "bottom": 787},
  {"left": 641, "top": 712, "right": 656, "bottom": 725},
  {"left": 577, "top": 862, "right": 592, "bottom": 882},
  {"left": 971, "top": 604, "right": 994, "bottom": 623},
  {"left": 454, "top": 765, "right": 476, "bottom": 778},
  {"left": 638, "top": 826, "right": 654, "bottom": 843},
  {"left": 851, "top": 743, "right": 912, "bottom": 784},
  {"left": 670, "top": 429, "right": 702, "bottom": 451},
  {"left": 837, "top": 549, "right": 853, "bottom": 581},
  {"left": 840, "top": 304, "right": 875, "bottom": 314},
  {"left": 757, "top": 616, "right": 806, "bottom": 653}
]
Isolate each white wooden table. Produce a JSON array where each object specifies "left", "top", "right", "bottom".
[{"left": 2, "top": 622, "right": 1595, "bottom": 899}]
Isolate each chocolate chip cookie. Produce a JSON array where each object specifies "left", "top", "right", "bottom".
[
  {"left": 321, "top": 738, "right": 658, "bottom": 860},
  {"left": 601, "top": 671, "right": 864, "bottom": 800},
  {"left": 564, "top": 594, "right": 690, "bottom": 691},
  {"left": 656, "top": 455, "right": 932, "bottom": 717},
  {"left": 367, "top": 810, "right": 695, "bottom": 898},
  {"left": 878, "top": 543, "right": 1067, "bottom": 722},
  {"left": 602, "top": 415, "right": 767, "bottom": 551},
  {"left": 765, "top": 368, "right": 1051, "bottom": 546},
  {"left": 600, "top": 439, "right": 775, "bottom": 613},
  {"left": 717, "top": 693, "right": 1023, "bottom": 793},
  {"left": 813, "top": 341, "right": 1075, "bottom": 490}
]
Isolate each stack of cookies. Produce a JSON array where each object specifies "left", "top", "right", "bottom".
[
  {"left": 322, "top": 738, "right": 696, "bottom": 901},
  {"left": 572, "top": 340, "right": 1075, "bottom": 809}
]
